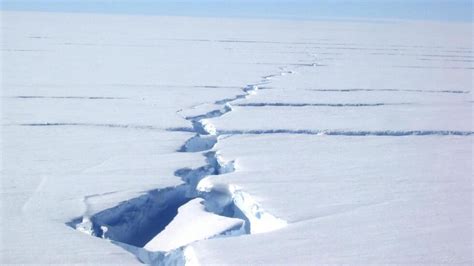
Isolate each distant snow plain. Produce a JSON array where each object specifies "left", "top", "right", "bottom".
[{"left": 1, "top": 11, "right": 472, "bottom": 265}]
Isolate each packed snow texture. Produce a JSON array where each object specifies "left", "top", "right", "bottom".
[{"left": 1, "top": 11, "right": 472, "bottom": 265}]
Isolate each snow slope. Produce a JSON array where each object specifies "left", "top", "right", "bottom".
[
  {"left": 144, "top": 198, "right": 244, "bottom": 252},
  {"left": 1, "top": 11, "right": 472, "bottom": 265}
]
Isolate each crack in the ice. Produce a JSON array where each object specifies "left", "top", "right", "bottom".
[
  {"left": 66, "top": 50, "right": 471, "bottom": 265},
  {"left": 8, "top": 96, "right": 126, "bottom": 100},
  {"left": 307, "top": 88, "right": 470, "bottom": 94},
  {"left": 17, "top": 123, "right": 163, "bottom": 130},
  {"left": 66, "top": 65, "right": 302, "bottom": 265},
  {"left": 68, "top": 185, "right": 193, "bottom": 247},
  {"left": 392, "top": 65, "right": 473, "bottom": 70},
  {"left": 167, "top": 128, "right": 474, "bottom": 137},
  {"left": 185, "top": 104, "right": 233, "bottom": 121},
  {"left": 235, "top": 102, "right": 411, "bottom": 107},
  {"left": 217, "top": 129, "right": 474, "bottom": 136}
]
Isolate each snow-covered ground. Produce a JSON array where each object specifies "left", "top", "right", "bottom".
[{"left": 1, "top": 11, "right": 472, "bottom": 265}]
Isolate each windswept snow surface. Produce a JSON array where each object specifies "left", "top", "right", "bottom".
[{"left": 1, "top": 11, "right": 472, "bottom": 265}]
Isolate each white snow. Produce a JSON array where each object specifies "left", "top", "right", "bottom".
[
  {"left": 229, "top": 186, "right": 287, "bottom": 234},
  {"left": 144, "top": 198, "right": 244, "bottom": 252},
  {"left": 193, "top": 135, "right": 472, "bottom": 265},
  {"left": 1, "top": 10, "right": 472, "bottom": 265}
]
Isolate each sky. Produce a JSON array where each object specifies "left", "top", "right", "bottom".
[{"left": 1, "top": 0, "right": 472, "bottom": 22}]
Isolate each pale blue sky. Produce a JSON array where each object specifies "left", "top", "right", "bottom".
[{"left": 1, "top": 0, "right": 472, "bottom": 22}]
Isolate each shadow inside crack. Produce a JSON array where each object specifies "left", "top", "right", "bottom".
[
  {"left": 65, "top": 70, "right": 295, "bottom": 263},
  {"left": 67, "top": 185, "right": 194, "bottom": 248},
  {"left": 66, "top": 152, "right": 239, "bottom": 251}
]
